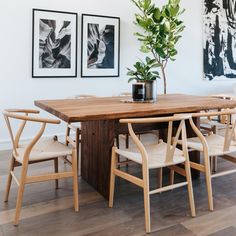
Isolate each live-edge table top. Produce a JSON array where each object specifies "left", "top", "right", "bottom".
[{"left": 34, "top": 94, "right": 236, "bottom": 122}]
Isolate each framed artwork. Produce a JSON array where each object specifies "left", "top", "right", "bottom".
[
  {"left": 203, "top": 0, "right": 236, "bottom": 81},
  {"left": 81, "top": 14, "right": 120, "bottom": 77},
  {"left": 32, "top": 9, "right": 78, "bottom": 78}
]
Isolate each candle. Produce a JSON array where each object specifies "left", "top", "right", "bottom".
[{"left": 132, "top": 83, "right": 145, "bottom": 101}]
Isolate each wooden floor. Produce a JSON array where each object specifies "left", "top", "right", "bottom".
[{"left": 1, "top": 148, "right": 236, "bottom": 236}]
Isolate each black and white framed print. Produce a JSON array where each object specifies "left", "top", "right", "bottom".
[
  {"left": 81, "top": 14, "right": 120, "bottom": 77},
  {"left": 203, "top": 0, "right": 236, "bottom": 80},
  {"left": 32, "top": 9, "right": 78, "bottom": 78}
]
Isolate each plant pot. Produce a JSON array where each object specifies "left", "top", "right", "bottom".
[{"left": 143, "top": 80, "right": 157, "bottom": 101}]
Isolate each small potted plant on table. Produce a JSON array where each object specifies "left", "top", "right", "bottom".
[{"left": 127, "top": 56, "right": 160, "bottom": 101}]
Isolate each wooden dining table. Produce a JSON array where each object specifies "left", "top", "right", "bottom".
[{"left": 35, "top": 94, "right": 236, "bottom": 199}]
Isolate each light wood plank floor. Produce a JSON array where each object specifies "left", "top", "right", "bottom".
[{"left": 1, "top": 148, "right": 236, "bottom": 236}]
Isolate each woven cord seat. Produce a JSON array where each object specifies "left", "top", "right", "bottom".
[
  {"left": 15, "top": 138, "right": 73, "bottom": 163},
  {"left": 116, "top": 141, "right": 185, "bottom": 169}
]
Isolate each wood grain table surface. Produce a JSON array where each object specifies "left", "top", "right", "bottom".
[{"left": 35, "top": 94, "right": 236, "bottom": 122}]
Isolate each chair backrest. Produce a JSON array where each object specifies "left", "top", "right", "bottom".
[
  {"left": 119, "top": 114, "right": 191, "bottom": 168},
  {"left": 3, "top": 109, "right": 60, "bottom": 163},
  {"left": 208, "top": 94, "right": 236, "bottom": 123},
  {"left": 190, "top": 109, "right": 236, "bottom": 152}
]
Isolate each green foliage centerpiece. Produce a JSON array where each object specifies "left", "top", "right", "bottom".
[{"left": 127, "top": 56, "right": 160, "bottom": 82}]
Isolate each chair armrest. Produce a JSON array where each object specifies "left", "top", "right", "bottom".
[
  {"left": 5, "top": 109, "right": 40, "bottom": 114},
  {"left": 3, "top": 110, "right": 60, "bottom": 124},
  {"left": 192, "top": 109, "right": 236, "bottom": 118},
  {"left": 120, "top": 114, "right": 191, "bottom": 124}
]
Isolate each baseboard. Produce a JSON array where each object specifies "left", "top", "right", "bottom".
[{"left": 0, "top": 133, "right": 66, "bottom": 151}]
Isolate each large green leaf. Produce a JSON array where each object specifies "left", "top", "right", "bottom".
[
  {"left": 140, "top": 45, "right": 150, "bottom": 53},
  {"left": 144, "top": 0, "right": 151, "bottom": 10}
]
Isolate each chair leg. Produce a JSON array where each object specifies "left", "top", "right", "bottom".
[
  {"left": 204, "top": 154, "right": 214, "bottom": 211},
  {"left": 76, "top": 130, "right": 80, "bottom": 175},
  {"left": 210, "top": 156, "right": 217, "bottom": 173},
  {"left": 72, "top": 150, "right": 79, "bottom": 212},
  {"left": 4, "top": 155, "right": 15, "bottom": 202},
  {"left": 213, "top": 156, "right": 218, "bottom": 172},
  {"left": 64, "top": 157, "right": 67, "bottom": 165},
  {"left": 143, "top": 182, "right": 151, "bottom": 233},
  {"left": 170, "top": 169, "right": 175, "bottom": 186},
  {"left": 115, "top": 135, "right": 121, "bottom": 169},
  {"left": 54, "top": 159, "right": 59, "bottom": 189},
  {"left": 142, "top": 164, "right": 151, "bottom": 233},
  {"left": 65, "top": 126, "right": 71, "bottom": 165},
  {"left": 159, "top": 168, "right": 163, "bottom": 188},
  {"left": 210, "top": 156, "right": 214, "bottom": 174},
  {"left": 14, "top": 165, "right": 28, "bottom": 226},
  {"left": 125, "top": 134, "right": 129, "bottom": 167},
  {"left": 125, "top": 134, "right": 129, "bottom": 148},
  {"left": 14, "top": 183, "right": 25, "bottom": 226},
  {"left": 65, "top": 125, "right": 70, "bottom": 146},
  {"left": 116, "top": 134, "right": 120, "bottom": 148},
  {"left": 109, "top": 148, "right": 116, "bottom": 208},
  {"left": 77, "top": 143, "right": 81, "bottom": 177},
  {"left": 184, "top": 161, "right": 196, "bottom": 217}
]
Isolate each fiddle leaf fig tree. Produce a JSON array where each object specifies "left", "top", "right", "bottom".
[{"left": 131, "top": 0, "right": 185, "bottom": 94}]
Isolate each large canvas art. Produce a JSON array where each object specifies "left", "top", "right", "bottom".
[
  {"left": 32, "top": 9, "right": 78, "bottom": 78},
  {"left": 81, "top": 14, "right": 120, "bottom": 77},
  {"left": 204, "top": 0, "right": 236, "bottom": 80}
]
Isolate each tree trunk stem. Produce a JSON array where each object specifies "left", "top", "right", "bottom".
[{"left": 160, "top": 65, "right": 167, "bottom": 94}]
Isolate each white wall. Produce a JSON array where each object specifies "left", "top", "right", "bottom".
[{"left": 0, "top": 0, "right": 235, "bottom": 149}]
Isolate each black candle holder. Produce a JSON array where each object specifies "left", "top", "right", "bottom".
[{"left": 132, "top": 83, "right": 145, "bottom": 101}]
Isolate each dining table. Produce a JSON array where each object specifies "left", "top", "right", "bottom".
[{"left": 35, "top": 94, "right": 236, "bottom": 199}]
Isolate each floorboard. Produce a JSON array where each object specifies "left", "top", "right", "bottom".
[{"left": 1, "top": 147, "right": 236, "bottom": 236}]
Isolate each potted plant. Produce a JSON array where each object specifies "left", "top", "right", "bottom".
[
  {"left": 127, "top": 56, "right": 160, "bottom": 101},
  {"left": 130, "top": 0, "right": 185, "bottom": 94}
]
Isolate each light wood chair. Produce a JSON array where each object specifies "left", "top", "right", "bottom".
[
  {"left": 178, "top": 109, "right": 236, "bottom": 211},
  {"left": 114, "top": 93, "right": 132, "bottom": 167},
  {"left": 115, "top": 92, "right": 159, "bottom": 168},
  {"left": 109, "top": 114, "right": 196, "bottom": 233},
  {"left": 200, "top": 114, "right": 226, "bottom": 134},
  {"left": 200, "top": 110, "right": 226, "bottom": 173},
  {"left": 3, "top": 109, "right": 79, "bottom": 226},
  {"left": 200, "top": 94, "right": 233, "bottom": 135},
  {"left": 64, "top": 94, "right": 96, "bottom": 170},
  {"left": 200, "top": 94, "right": 236, "bottom": 172}
]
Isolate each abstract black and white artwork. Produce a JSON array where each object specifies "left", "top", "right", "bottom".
[
  {"left": 32, "top": 9, "right": 78, "bottom": 78},
  {"left": 204, "top": 0, "right": 236, "bottom": 80},
  {"left": 81, "top": 14, "right": 120, "bottom": 77}
]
